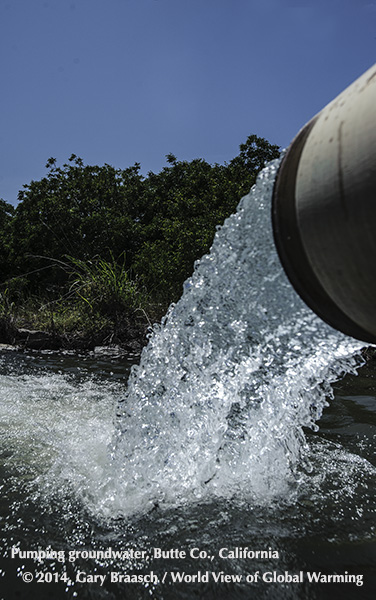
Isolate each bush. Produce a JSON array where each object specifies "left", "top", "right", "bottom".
[{"left": 66, "top": 254, "right": 146, "bottom": 319}]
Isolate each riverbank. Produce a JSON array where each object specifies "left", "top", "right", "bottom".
[
  {"left": 1, "top": 312, "right": 375, "bottom": 357},
  {"left": 0, "top": 313, "right": 150, "bottom": 353}
]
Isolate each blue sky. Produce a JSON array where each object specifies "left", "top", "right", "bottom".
[{"left": 1, "top": 0, "right": 375, "bottom": 206}]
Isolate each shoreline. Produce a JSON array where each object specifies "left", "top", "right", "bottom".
[
  {"left": 0, "top": 318, "right": 149, "bottom": 354},
  {"left": 1, "top": 317, "right": 374, "bottom": 362}
]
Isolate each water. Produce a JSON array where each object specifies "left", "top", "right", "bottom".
[
  {"left": 110, "top": 159, "right": 366, "bottom": 515},
  {"left": 1, "top": 160, "right": 375, "bottom": 598}
]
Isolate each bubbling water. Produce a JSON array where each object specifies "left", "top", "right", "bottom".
[
  {"left": 0, "top": 160, "right": 365, "bottom": 523},
  {"left": 104, "top": 159, "right": 364, "bottom": 517}
]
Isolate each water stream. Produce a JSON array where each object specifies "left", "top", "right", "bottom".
[{"left": 1, "top": 160, "right": 375, "bottom": 598}]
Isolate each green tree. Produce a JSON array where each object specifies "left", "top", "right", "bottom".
[
  {"left": 227, "top": 134, "right": 281, "bottom": 195},
  {"left": 132, "top": 134, "right": 280, "bottom": 302},
  {"left": 9, "top": 156, "right": 144, "bottom": 292},
  {"left": 0, "top": 199, "right": 15, "bottom": 282},
  {"left": 6, "top": 134, "right": 280, "bottom": 308}
]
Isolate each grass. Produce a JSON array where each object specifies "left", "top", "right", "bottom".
[
  {"left": 66, "top": 253, "right": 146, "bottom": 316},
  {"left": 0, "top": 254, "right": 164, "bottom": 348}
]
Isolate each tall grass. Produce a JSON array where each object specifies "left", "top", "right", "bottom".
[
  {"left": 66, "top": 253, "right": 150, "bottom": 323},
  {"left": 0, "top": 254, "right": 153, "bottom": 347}
]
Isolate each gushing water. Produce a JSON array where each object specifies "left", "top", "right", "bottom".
[
  {"left": 0, "top": 160, "right": 366, "bottom": 523},
  {"left": 105, "top": 159, "right": 364, "bottom": 516}
]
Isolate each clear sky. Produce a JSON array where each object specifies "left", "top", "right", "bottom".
[{"left": 1, "top": 0, "right": 375, "bottom": 206}]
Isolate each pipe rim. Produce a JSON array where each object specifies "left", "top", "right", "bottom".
[{"left": 272, "top": 120, "right": 376, "bottom": 345}]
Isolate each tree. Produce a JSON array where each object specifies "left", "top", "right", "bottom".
[
  {"left": 0, "top": 199, "right": 15, "bottom": 283},
  {"left": 9, "top": 157, "right": 145, "bottom": 291},
  {"left": 132, "top": 135, "right": 280, "bottom": 302},
  {"left": 5, "top": 134, "right": 280, "bottom": 306},
  {"left": 227, "top": 134, "right": 281, "bottom": 195}
]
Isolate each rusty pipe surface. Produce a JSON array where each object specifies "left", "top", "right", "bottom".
[{"left": 272, "top": 63, "right": 376, "bottom": 344}]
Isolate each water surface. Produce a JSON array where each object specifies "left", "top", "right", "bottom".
[{"left": 1, "top": 161, "right": 375, "bottom": 598}]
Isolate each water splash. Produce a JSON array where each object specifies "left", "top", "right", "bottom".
[
  {"left": 0, "top": 160, "right": 366, "bottom": 523},
  {"left": 104, "top": 159, "right": 364, "bottom": 516}
]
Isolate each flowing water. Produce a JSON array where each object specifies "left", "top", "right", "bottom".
[{"left": 0, "top": 160, "right": 375, "bottom": 598}]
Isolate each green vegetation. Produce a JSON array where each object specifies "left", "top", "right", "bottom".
[{"left": 0, "top": 135, "right": 280, "bottom": 349}]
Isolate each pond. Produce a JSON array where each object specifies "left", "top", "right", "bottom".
[
  {"left": 1, "top": 161, "right": 375, "bottom": 599},
  {"left": 0, "top": 347, "right": 375, "bottom": 599}
]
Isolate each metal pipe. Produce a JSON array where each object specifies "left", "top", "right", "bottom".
[{"left": 272, "top": 63, "right": 376, "bottom": 344}]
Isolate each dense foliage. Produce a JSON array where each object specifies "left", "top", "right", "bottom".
[{"left": 0, "top": 135, "right": 280, "bottom": 330}]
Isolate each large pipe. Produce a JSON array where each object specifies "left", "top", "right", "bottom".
[{"left": 272, "top": 63, "right": 376, "bottom": 344}]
